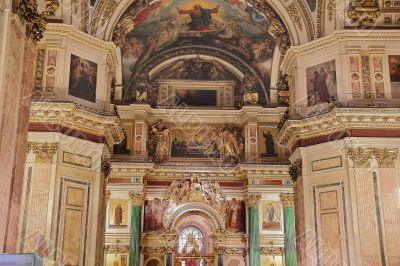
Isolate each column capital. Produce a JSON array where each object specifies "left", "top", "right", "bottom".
[
  {"left": 28, "top": 142, "right": 58, "bottom": 163},
  {"left": 348, "top": 148, "right": 373, "bottom": 168},
  {"left": 280, "top": 193, "right": 295, "bottom": 208},
  {"left": 129, "top": 192, "right": 145, "bottom": 206},
  {"left": 245, "top": 193, "right": 261, "bottom": 208},
  {"left": 288, "top": 159, "right": 302, "bottom": 182},
  {"left": 374, "top": 148, "right": 398, "bottom": 168}
]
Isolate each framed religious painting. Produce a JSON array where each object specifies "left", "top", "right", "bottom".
[
  {"left": 389, "top": 55, "right": 400, "bottom": 98},
  {"left": 258, "top": 126, "right": 282, "bottom": 160},
  {"left": 260, "top": 201, "right": 283, "bottom": 231},
  {"left": 109, "top": 199, "right": 129, "bottom": 227},
  {"left": 68, "top": 54, "right": 97, "bottom": 103},
  {"left": 306, "top": 60, "right": 337, "bottom": 106}
]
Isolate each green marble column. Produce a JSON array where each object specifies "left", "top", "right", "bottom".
[
  {"left": 280, "top": 193, "right": 297, "bottom": 266},
  {"left": 128, "top": 192, "right": 144, "bottom": 266},
  {"left": 246, "top": 193, "right": 261, "bottom": 266}
]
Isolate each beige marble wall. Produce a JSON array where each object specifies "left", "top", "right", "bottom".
[
  {"left": 292, "top": 137, "right": 400, "bottom": 266},
  {"left": 0, "top": 12, "right": 35, "bottom": 252}
]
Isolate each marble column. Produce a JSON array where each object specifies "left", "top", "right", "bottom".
[
  {"left": 128, "top": 192, "right": 145, "bottom": 266},
  {"left": 280, "top": 193, "right": 297, "bottom": 266},
  {"left": 245, "top": 193, "right": 261, "bottom": 266}
]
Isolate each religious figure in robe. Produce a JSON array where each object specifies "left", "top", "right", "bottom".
[
  {"left": 114, "top": 204, "right": 123, "bottom": 225},
  {"left": 263, "top": 131, "right": 275, "bottom": 156},
  {"left": 177, "top": 4, "right": 219, "bottom": 31}
]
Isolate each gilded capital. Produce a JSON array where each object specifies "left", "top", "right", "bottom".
[
  {"left": 348, "top": 148, "right": 373, "bottom": 168},
  {"left": 245, "top": 193, "right": 261, "bottom": 208},
  {"left": 373, "top": 148, "right": 398, "bottom": 168},
  {"left": 28, "top": 142, "right": 58, "bottom": 163},
  {"left": 288, "top": 159, "right": 302, "bottom": 182},
  {"left": 129, "top": 192, "right": 145, "bottom": 206},
  {"left": 280, "top": 193, "right": 294, "bottom": 208}
]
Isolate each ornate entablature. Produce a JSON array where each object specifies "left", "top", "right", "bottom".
[
  {"left": 276, "top": 107, "right": 400, "bottom": 151},
  {"left": 29, "top": 102, "right": 125, "bottom": 149}
]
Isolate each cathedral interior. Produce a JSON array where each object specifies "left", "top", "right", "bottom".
[{"left": 1, "top": 0, "right": 400, "bottom": 265}]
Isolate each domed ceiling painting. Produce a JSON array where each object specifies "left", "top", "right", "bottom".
[{"left": 119, "top": 0, "right": 285, "bottom": 105}]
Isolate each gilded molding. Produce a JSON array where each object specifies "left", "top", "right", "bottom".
[
  {"left": 28, "top": 142, "right": 58, "bottom": 163},
  {"left": 105, "top": 244, "right": 129, "bottom": 254},
  {"left": 141, "top": 246, "right": 166, "bottom": 255},
  {"left": 280, "top": 193, "right": 294, "bottom": 208},
  {"left": 348, "top": 148, "right": 373, "bottom": 168},
  {"left": 276, "top": 107, "right": 400, "bottom": 151},
  {"left": 288, "top": 3, "right": 304, "bottom": 31},
  {"left": 374, "top": 148, "right": 398, "bottom": 168},
  {"left": 245, "top": 193, "right": 261, "bottom": 208},
  {"left": 29, "top": 102, "right": 124, "bottom": 148},
  {"left": 288, "top": 159, "right": 302, "bottom": 182},
  {"left": 347, "top": 0, "right": 381, "bottom": 26},
  {"left": 129, "top": 192, "right": 145, "bottom": 206},
  {"left": 217, "top": 247, "right": 247, "bottom": 256},
  {"left": 260, "top": 247, "right": 285, "bottom": 256}
]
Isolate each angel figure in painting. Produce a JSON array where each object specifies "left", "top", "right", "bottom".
[{"left": 219, "top": 125, "right": 244, "bottom": 162}]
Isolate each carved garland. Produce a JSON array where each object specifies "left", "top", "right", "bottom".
[
  {"left": 288, "top": 159, "right": 302, "bottom": 182},
  {"left": 17, "top": 0, "right": 59, "bottom": 43}
]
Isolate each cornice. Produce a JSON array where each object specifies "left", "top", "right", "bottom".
[
  {"left": 117, "top": 104, "right": 283, "bottom": 124},
  {"left": 29, "top": 102, "right": 124, "bottom": 148},
  {"left": 276, "top": 107, "right": 400, "bottom": 150},
  {"left": 109, "top": 161, "right": 290, "bottom": 181},
  {"left": 42, "top": 24, "right": 119, "bottom": 70},
  {"left": 281, "top": 30, "right": 400, "bottom": 72}
]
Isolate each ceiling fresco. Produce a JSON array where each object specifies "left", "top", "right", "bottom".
[{"left": 119, "top": 0, "right": 286, "bottom": 105}]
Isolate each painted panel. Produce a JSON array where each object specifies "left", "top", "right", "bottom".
[
  {"left": 261, "top": 201, "right": 282, "bottom": 231},
  {"left": 389, "top": 55, "right": 400, "bottom": 98},
  {"left": 68, "top": 54, "right": 97, "bottom": 103},
  {"left": 109, "top": 199, "right": 129, "bottom": 227},
  {"left": 306, "top": 60, "right": 337, "bottom": 106}
]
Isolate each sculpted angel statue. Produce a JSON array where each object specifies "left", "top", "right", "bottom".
[{"left": 148, "top": 121, "right": 169, "bottom": 163}]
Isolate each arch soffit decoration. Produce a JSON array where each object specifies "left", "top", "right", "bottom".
[
  {"left": 164, "top": 202, "right": 225, "bottom": 231},
  {"left": 91, "top": 0, "right": 314, "bottom": 45}
]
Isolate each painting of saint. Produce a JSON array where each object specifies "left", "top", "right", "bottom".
[
  {"left": 225, "top": 199, "right": 245, "bottom": 232},
  {"left": 306, "top": 60, "right": 337, "bottom": 106},
  {"left": 261, "top": 201, "right": 281, "bottom": 230},
  {"left": 177, "top": 4, "right": 219, "bottom": 31},
  {"left": 68, "top": 54, "right": 97, "bottom": 103},
  {"left": 259, "top": 127, "right": 279, "bottom": 158},
  {"left": 389, "top": 55, "right": 400, "bottom": 98},
  {"left": 109, "top": 199, "right": 129, "bottom": 227},
  {"left": 144, "top": 199, "right": 168, "bottom": 231}
]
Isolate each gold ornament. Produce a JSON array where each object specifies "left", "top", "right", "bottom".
[
  {"left": 280, "top": 193, "right": 294, "bottom": 208},
  {"left": 348, "top": 148, "right": 373, "bottom": 168},
  {"left": 28, "top": 142, "right": 58, "bottom": 163},
  {"left": 289, "top": 159, "right": 302, "bottom": 182},
  {"left": 245, "top": 193, "right": 261, "bottom": 208},
  {"left": 373, "top": 148, "right": 398, "bottom": 168},
  {"left": 129, "top": 192, "right": 145, "bottom": 206}
]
